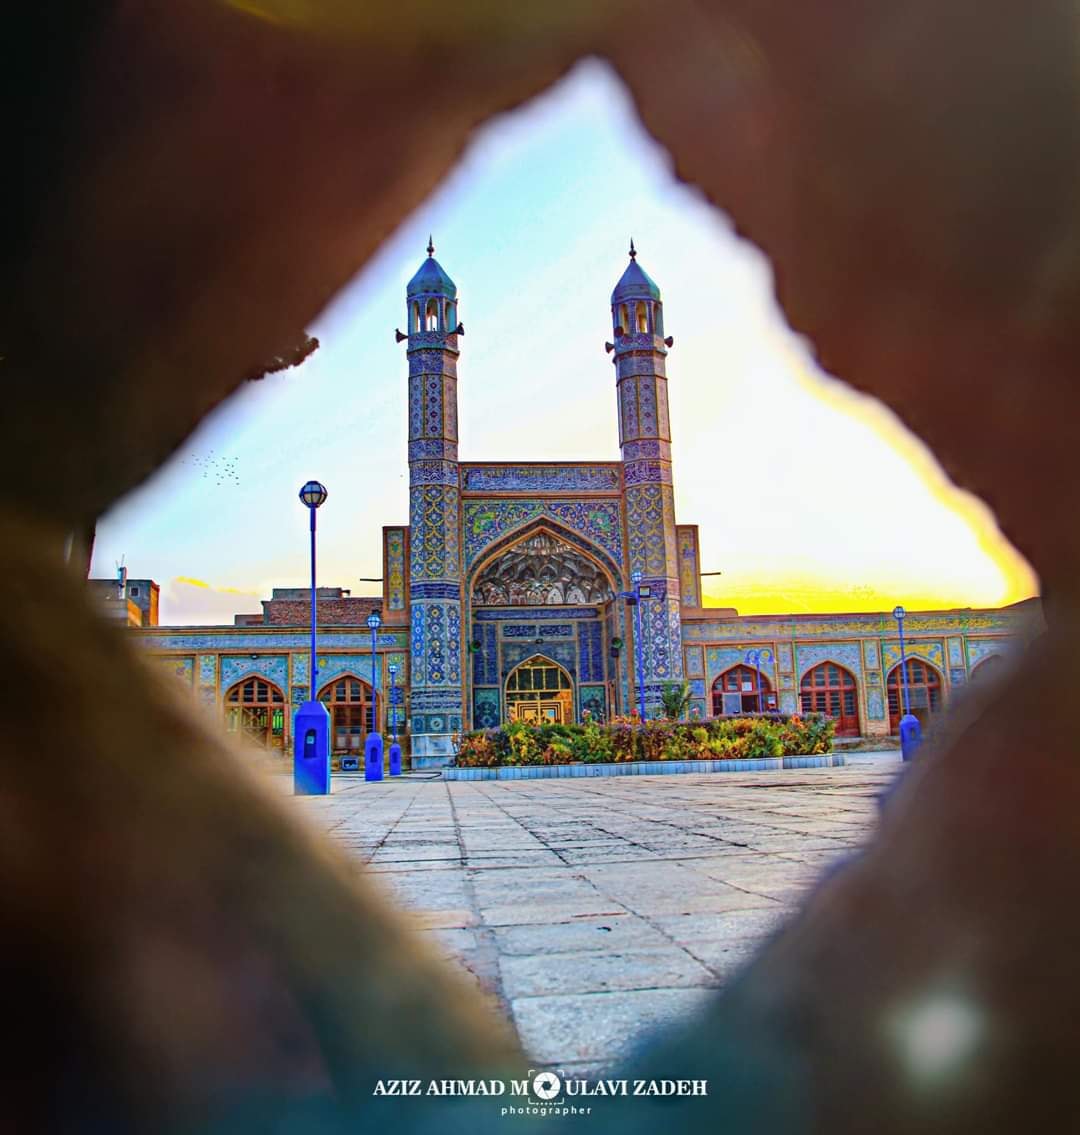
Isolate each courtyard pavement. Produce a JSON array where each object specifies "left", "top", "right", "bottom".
[{"left": 290, "top": 753, "right": 902, "bottom": 1073}]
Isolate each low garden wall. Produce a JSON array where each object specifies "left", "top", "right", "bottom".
[
  {"left": 445, "top": 753, "right": 844, "bottom": 781},
  {"left": 452, "top": 713, "right": 836, "bottom": 771}
]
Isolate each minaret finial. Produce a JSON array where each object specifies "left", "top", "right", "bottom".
[
  {"left": 427, "top": 235, "right": 435, "bottom": 257},
  {"left": 629, "top": 237, "right": 637, "bottom": 260}
]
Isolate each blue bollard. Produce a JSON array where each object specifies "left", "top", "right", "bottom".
[
  {"left": 365, "top": 732, "right": 384, "bottom": 781},
  {"left": 899, "top": 714, "right": 922, "bottom": 762},
  {"left": 293, "top": 700, "right": 331, "bottom": 795},
  {"left": 389, "top": 741, "right": 402, "bottom": 776}
]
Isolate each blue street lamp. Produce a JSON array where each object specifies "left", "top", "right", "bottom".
[
  {"left": 294, "top": 481, "right": 331, "bottom": 795},
  {"left": 744, "top": 647, "right": 773, "bottom": 714},
  {"left": 620, "top": 570, "right": 650, "bottom": 723},
  {"left": 388, "top": 662, "right": 402, "bottom": 777},
  {"left": 365, "top": 609, "right": 384, "bottom": 781},
  {"left": 893, "top": 605, "right": 922, "bottom": 761}
]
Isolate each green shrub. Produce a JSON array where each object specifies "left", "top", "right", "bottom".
[{"left": 455, "top": 712, "right": 834, "bottom": 767}]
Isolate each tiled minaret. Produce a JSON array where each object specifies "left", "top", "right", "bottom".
[
  {"left": 405, "top": 240, "right": 463, "bottom": 757},
  {"left": 611, "top": 242, "right": 684, "bottom": 711}
]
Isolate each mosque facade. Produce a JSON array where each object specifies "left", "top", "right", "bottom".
[{"left": 129, "top": 246, "right": 1042, "bottom": 760}]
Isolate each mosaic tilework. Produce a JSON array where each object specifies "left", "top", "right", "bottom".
[
  {"left": 411, "top": 605, "right": 425, "bottom": 673},
  {"left": 408, "top": 373, "right": 424, "bottom": 438},
  {"left": 138, "top": 631, "right": 404, "bottom": 651},
  {"left": 407, "top": 346, "right": 458, "bottom": 376},
  {"left": 640, "top": 596, "right": 684, "bottom": 682},
  {"left": 424, "top": 373, "right": 443, "bottom": 435},
  {"left": 220, "top": 655, "right": 289, "bottom": 695},
  {"left": 620, "top": 377, "right": 639, "bottom": 440},
  {"left": 410, "top": 690, "right": 462, "bottom": 711},
  {"left": 410, "top": 460, "right": 459, "bottom": 486},
  {"left": 684, "top": 645, "right": 704, "bottom": 678},
  {"left": 882, "top": 641, "right": 945, "bottom": 672},
  {"left": 689, "top": 679, "right": 706, "bottom": 697},
  {"left": 292, "top": 654, "right": 309, "bottom": 686},
  {"left": 622, "top": 440, "right": 669, "bottom": 461},
  {"left": 625, "top": 483, "right": 678, "bottom": 578},
  {"left": 290, "top": 685, "right": 308, "bottom": 705},
  {"left": 408, "top": 439, "right": 456, "bottom": 460},
  {"left": 617, "top": 354, "right": 666, "bottom": 377},
  {"left": 385, "top": 528, "right": 407, "bottom": 611},
  {"left": 681, "top": 609, "right": 1029, "bottom": 642},
  {"left": 314, "top": 654, "right": 382, "bottom": 695},
  {"left": 427, "top": 604, "right": 446, "bottom": 683},
  {"left": 197, "top": 655, "right": 216, "bottom": 685},
  {"left": 447, "top": 605, "right": 461, "bottom": 683},
  {"left": 472, "top": 623, "right": 497, "bottom": 685},
  {"left": 502, "top": 624, "right": 574, "bottom": 639},
  {"left": 948, "top": 637, "right": 965, "bottom": 667},
  {"left": 445, "top": 377, "right": 458, "bottom": 438},
  {"left": 777, "top": 643, "right": 794, "bottom": 671},
  {"left": 676, "top": 526, "right": 701, "bottom": 608},
  {"left": 578, "top": 621, "right": 605, "bottom": 683},
  {"left": 656, "top": 378, "right": 670, "bottom": 438},
  {"left": 967, "top": 638, "right": 1011, "bottom": 666},
  {"left": 705, "top": 646, "right": 777, "bottom": 690},
  {"left": 463, "top": 499, "right": 623, "bottom": 568},
  {"left": 409, "top": 485, "right": 461, "bottom": 580},
  {"left": 501, "top": 641, "right": 576, "bottom": 678},
  {"left": 156, "top": 656, "right": 194, "bottom": 685},
  {"left": 411, "top": 582, "right": 459, "bottom": 599},
  {"left": 863, "top": 640, "right": 880, "bottom": 670},
  {"left": 407, "top": 330, "right": 463, "bottom": 747},
  {"left": 476, "top": 607, "right": 600, "bottom": 622},
  {"left": 503, "top": 625, "right": 538, "bottom": 638},
  {"left": 637, "top": 377, "right": 656, "bottom": 434},
  {"left": 473, "top": 688, "right": 501, "bottom": 729},
  {"left": 867, "top": 688, "right": 886, "bottom": 719},
  {"left": 461, "top": 465, "right": 620, "bottom": 493},
  {"left": 795, "top": 643, "right": 863, "bottom": 682},
  {"left": 949, "top": 668, "right": 967, "bottom": 687},
  {"left": 579, "top": 684, "right": 607, "bottom": 722},
  {"left": 624, "top": 460, "right": 672, "bottom": 487},
  {"left": 779, "top": 692, "right": 797, "bottom": 714}
]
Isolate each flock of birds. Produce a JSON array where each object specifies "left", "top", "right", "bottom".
[{"left": 179, "top": 450, "right": 241, "bottom": 486}]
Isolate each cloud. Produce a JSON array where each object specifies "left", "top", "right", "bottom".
[{"left": 161, "top": 577, "right": 262, "bottom": 625}]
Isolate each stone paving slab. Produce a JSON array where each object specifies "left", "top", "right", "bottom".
[
  {"left": 289, "top": 756, "right": 899, "bottom": 1070},
  {"left": 511, "top": 988, "right": 715, "bottom": 1065}
]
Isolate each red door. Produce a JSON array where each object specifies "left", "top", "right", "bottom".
[{"left": 799, "top": 662, "right": 860, "bottom": 737}]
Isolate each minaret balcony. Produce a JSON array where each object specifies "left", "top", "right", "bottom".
[{"left": 407, "top": 329, "right": 459, "bottom": 351}]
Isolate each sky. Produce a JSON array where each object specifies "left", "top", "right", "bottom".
[{"left": 91, "top": 59, "right": 1038, "bottom": 625}]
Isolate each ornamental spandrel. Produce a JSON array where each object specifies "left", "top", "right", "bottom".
[{"left": 472, "top": 532, "right": 615, "bottom": 607}]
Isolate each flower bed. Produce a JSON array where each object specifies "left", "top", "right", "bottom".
[{"left": 454, "top": 713, "right": 835, "bottom": 768}]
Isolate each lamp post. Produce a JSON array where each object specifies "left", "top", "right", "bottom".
[
  {"left": 388, "top": 662, "right": 402, "bottom": 777},
  {"left": 744, "top": 647, "right": 773, "bottom": 714},
  {"left": 365, "top": 609, "right": 384, "bottom": 781},
  {"left": 294, "top": 481, "right": 330, "bottom": 795},
  {"left": 892, "top": 605, "right": 922, "bottom": 761},
  {"left": 622, "top": 570, "right": 649, "bottom": 723}
]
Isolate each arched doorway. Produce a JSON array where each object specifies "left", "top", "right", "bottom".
[
  {"left": 505, "top": 655, "right": 573, "bottom": 724},
  {"left": 799, "top": 662, "right": 861, "bottom": 737},
  {"left": 887, "top": 658, "right": 943, "bottom": 733},
  {"left": 318, "top": 675, "right": 378, "bottom": 754},
  {"left": 712, "top": 665, "right": 774, "bottom": 716},
  {"left": 224, "top": 676, "right": 286, "bottom": 749}
]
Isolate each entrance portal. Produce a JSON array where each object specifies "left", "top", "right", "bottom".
[{"left": 505, "top": 656, "right": 574, "bottom": 724}]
